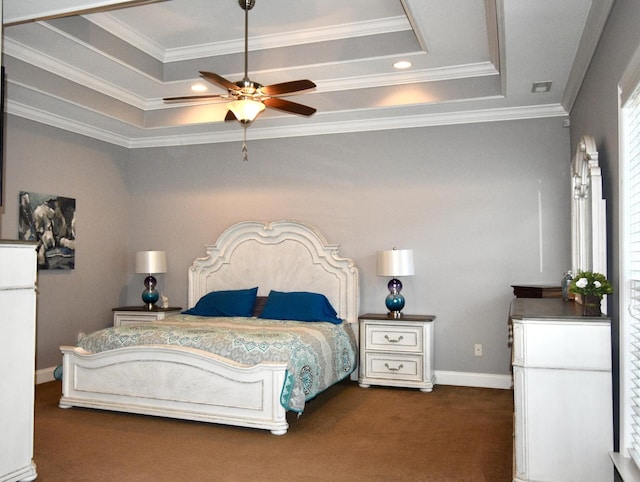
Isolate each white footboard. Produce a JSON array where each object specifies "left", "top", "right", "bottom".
[{"left": 59, "top": 345, "right": 290, "bottom": 435}]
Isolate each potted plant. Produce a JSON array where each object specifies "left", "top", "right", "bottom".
[{"left": 569, "top": 271, "right": 613, "bottom": 316}]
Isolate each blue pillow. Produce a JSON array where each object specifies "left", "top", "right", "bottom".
[
  {"left": 183, "top": 287, "right": 258, "bottom": 317},
  {"left": 259, "top": 290, "right": 342, "bottom": 324}
]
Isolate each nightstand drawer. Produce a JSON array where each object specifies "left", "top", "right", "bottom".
[
  {"left": 363, "top": 353, "right": 424, "bottom": 381},
  {"left": 365, "top": 324, "right": 423, "bottom": 353},
  {"left": 115, "top": 314, "right": 161, "bottom": 326},
  {"left": 113, "top": 307, "right": 182, "bottom": 327}
]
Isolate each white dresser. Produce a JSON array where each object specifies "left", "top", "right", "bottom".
[
  {"left": 0, "top": 241, "right": 38, "bottom": 482},
  {"left": 358, "top": 313, "right": 436, "bottom": 392},
  {"left": 510, "top": 298, "right": 612, "bottom": 482}
]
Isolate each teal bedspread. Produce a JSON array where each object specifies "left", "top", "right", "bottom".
[{"left": 77, "top": 314, "right": 357, "bottom": 412}]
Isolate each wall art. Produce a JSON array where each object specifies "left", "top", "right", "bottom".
[{"left": 18, "top": 191, "right": 76, "bottom": 269}]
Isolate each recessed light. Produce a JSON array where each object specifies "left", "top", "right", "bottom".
[
  {"left": 191, "top": 83, "right": 208, "bottom": 93},
  {"left": 393, "top": 60, "right": 412, "bottom": 70}
]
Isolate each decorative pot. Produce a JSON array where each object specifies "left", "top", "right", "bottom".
[{"left": 582, "top": 294, "right": 602, "bottom": 317}]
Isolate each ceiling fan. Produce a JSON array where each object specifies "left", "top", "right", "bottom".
[{"left": 164, "top": 0, "right": 317, "bottom": 128}]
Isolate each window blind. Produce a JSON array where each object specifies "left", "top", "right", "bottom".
[{"left": 626, "top": 85, "right": 640, "bottom": 469}]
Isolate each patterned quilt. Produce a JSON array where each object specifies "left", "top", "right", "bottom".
[{"left": 77, "top": 314, "right": 357, "bottom": 412}]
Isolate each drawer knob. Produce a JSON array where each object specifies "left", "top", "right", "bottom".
[
  {"left": 384, "top": 363, "right": 404, "bottom": 372},
  {"left": 384, "top": 334, "right": 404, "bottom": 343}
]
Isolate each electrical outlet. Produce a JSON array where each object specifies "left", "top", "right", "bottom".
[{"left": 474, "top": 343, "right": 483, "bottom": 356}]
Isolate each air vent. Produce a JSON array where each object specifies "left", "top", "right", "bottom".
[{"left": 531, "top": 81, "right": 552, "bottom": 93}]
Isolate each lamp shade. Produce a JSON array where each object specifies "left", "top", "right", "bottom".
[
  {"left": 228, "top": 99, "right": 265, "bottom": 125},
  {"left": 377, "top": 249, "right": 415, "bottom": 277},
  {"left": 135, "top": 251, "right": 167, "bottom": 274}
]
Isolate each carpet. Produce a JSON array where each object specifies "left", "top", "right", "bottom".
[{"left": 33, "top": 379, "right": 513, "bottom": 481}]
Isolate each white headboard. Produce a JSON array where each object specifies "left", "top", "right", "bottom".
[{"left": 188, "top": 220, "right": 359, "bottom": 324}]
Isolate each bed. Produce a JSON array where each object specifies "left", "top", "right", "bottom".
[{"left": 59, "top": 220, "right": 359, "bottom": 435}]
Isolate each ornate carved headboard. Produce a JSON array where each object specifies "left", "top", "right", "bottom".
[{"left": 188, "top": 220, "right": 359, "bottom": 324}]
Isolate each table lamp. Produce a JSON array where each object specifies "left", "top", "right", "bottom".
[
  {"left": 135, "top": 250, "right": 167, "bottom": 310},
  {"left": 377, "top": 248, "right": 414, "bottom": 318}
]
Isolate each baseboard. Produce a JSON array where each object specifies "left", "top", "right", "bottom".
[
  {"left": 435, "top": 370, "right": 513, "bottom": 390},
  {"left": 36, "top": 366, "right": 56, "bottom": 384},
  {"left": 36, "top": 365, "right": 513, "bottom": 390}
]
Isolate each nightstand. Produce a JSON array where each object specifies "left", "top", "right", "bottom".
[
  {"left": 358, "top": 313, "right": 436, "bottom": 392},
  {"left": 112, "top": 306, "right": 183, "bottom": 327}
]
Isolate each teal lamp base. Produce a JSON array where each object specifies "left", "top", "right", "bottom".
[
  {"left": 385, "top": 278, "right": 405, "bottom": 318},
  {"left": 141, "top": 275, "right": 159, "bottom": 310}
]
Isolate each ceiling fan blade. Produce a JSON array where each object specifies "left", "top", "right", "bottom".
[
  {"left": 163, "top": 94, "right": 225, "bottom": 102},
  {"left": 261, "top": 80, "right": 316, "bottom": 96},
  {"left": 200, "top": 71, "right": 240, "bottom": 92},
  {"left": 263, "top": 97, "right": 316, "bottom": 116}
]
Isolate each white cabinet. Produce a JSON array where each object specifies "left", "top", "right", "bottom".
[
  {"left": 0, "top": 241, "right": 38, "bottom": 482},
  {"left": 358, "top": 313, "right": 435, "bottom": 392},
  {"left": 511, "top": 298, "right": 612, "bottom": 482}
]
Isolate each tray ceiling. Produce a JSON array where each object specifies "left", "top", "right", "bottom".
[{"left": 2, "top": 0, "right": 613, "bottom": 148}]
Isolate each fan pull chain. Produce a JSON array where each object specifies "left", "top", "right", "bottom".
[{"left": 242, "top": 127, "right": 249, "bottom": 162}]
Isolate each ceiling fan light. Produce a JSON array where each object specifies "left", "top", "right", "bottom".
[{"left": 228, "top": 99, "right": 265, "bottom": 125}]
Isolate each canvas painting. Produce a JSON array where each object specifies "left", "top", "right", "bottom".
[{"left": 19, "top": 191, "right": 76, "bottom": 269}]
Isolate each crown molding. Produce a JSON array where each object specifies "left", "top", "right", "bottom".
[
  {"left": 88, "top": 14, "right": 412, "bottom": 62},
  {"left": 6, "top": 33, "right": 497, "bottom": 112},
  {"left": 7, "top": 100, "right": 132, "bottom": 147},
  {"left": 318, "top": 61, "right": 498, "bottom": 93},
  {"left": 3, "top": 0, "right": 160, "bottom": 25},
  {"left": 7, "top": 98, "right": 567, "bottom": 150},
  {"left": 146, "top": 60, "right": 498, "bottom": 109},
  {"left": 4, "top": 37, "right": 150, "bottom": 109}
]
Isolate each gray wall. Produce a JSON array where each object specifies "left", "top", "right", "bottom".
[
  {"left": 125, "top": 117, "right": 570, "bottom": 376},
  {"left": 1, "top": 112, "right": 570, "bottom": 376},
  {"left": 0, "top": 116, "right": 130, "bottom": 368},
  {"left": 569, "top": 0, "right": 640, "bottom": 450}
]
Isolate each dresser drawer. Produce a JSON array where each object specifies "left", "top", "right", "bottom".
[
  {"left": 363, "top": 353, "right": 424, "bottom": 381},
  {"left": 364, "top": 323, "right": 423, "bottom": 353},
  {"left": 512, "top": 320, "right": 611, "bottom": 370}
]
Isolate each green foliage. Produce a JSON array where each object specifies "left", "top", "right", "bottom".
[{"left": 569, "top": 271, "right": 613, "bottom": 297}]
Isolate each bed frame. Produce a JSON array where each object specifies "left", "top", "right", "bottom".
[{"left": 59, "top": 220, "right": 359, "bottom": 435}]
